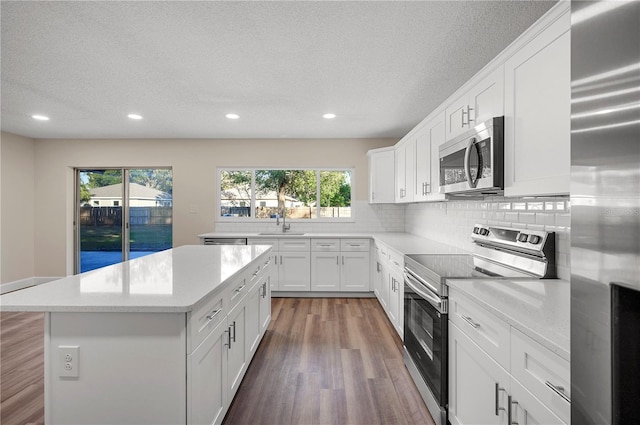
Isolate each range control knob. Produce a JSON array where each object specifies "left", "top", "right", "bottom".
[
  {"left": 473, "top": 227, "right": 480, "bottom": 234},
  {"left": 529, "top": 235, "right": 542, "bottom": 244},
  {"left": 480, "top": 228, "right": 490, "bottom": 236},
  {"left": 518, "top": 233, "right": 529, "bottom": 243}
]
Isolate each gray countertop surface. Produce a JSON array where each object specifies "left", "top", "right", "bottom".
[{"left": 447, "top": 278, "right": 570, "bottom": 360}]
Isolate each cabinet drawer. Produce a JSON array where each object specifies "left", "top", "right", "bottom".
[
  {"left": 278, "top": 238, "right": 310, "bottom": 252},
  {"left": 227, "top": 276, "right": 249, "bottom": 312},
  {"left": 311, "top": 239, "right": 340, "bottom": 252},
  {"left": 510, "top": 328, "right": 570, "bottom": 423},
  {"left": 388, "top": 249, "right": 404, "bottom": 272},
  {"left": 340, "top": 239, "right": 370, "bottom": 252},
  {"left": 449, "top": 291, "right": 511, "bottom": 370},
  {"left": 247, "top": 238, "right": 279, "bottom": 248},
  {"left": 188, "top": 292, "right": 225, "bottom": 353}
]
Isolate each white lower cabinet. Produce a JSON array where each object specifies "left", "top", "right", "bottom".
[
  {"left": 188, "top": 320, "right": 229, "bottom": 425},
  {"left": 449, "top": 322, "right": 510, "bottom": 425},
  {"left": 340, "top": 251, "right": 370, "bottom": 291},
  {"left": 187, "top": 258, "right": 272, "bottom": 425},
  {"left": 448, "top": 288, "right": 569, "bottom": 425},
  {"left": 311, "top": 252, "right": 341, "bottom": 291},
  {"left": 308, "top": 238, "right": 371, "bottom": 292},
  {"left": 373, "top": 241, "right": 404, "bottom": 339}
]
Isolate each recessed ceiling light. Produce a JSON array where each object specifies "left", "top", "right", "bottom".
[
  {"left": 128, "top": 114, "right": 143, "bottom": 120},
  {"left": 32, "top": 114, "right": 49, "bottom": 121},
  {"left": 323, "top": 113, "right": 336, "bottom": 119},
  {"left": 226, "top": 113, "right": 240, "bottom": 119}
]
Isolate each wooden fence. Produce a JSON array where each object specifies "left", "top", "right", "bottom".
[{"left": 80, "top": 206, "right": 172, "bottom": 226}]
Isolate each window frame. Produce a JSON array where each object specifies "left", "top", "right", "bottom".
[{"left": 217, "top": 167, "right": 355, "bottom": 222}]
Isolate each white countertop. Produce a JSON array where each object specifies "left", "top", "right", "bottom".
[
  {"left": 447, "top": 278, "right": 570, "bottom": 360},
  {"left": 0, "top": 245, "right": 271, "bottom": 313}
]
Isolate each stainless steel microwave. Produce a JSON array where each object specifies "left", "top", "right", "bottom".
[{"left": 438, "top": 116, "right": 504, "bottom": 195}]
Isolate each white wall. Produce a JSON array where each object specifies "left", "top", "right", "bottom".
[
  {"left": 405, "top": 197, "right": 571, "bottom": 280},
  {"left": 1, "top": 132, "right": 36, "bottom": 283},
  {"left": 31, "top": 137, "right": 397, "bottom": 276}
]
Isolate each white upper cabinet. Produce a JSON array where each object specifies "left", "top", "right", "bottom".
[
  {"left": 504, "top": 8, "right": 570, "bottom": 197},
  {"left": 395, "top": 139, "right": 415, "bottom": 203},
  {"left": 368, "top": 147, "right": 395, "bottom": 204},
  {"left": 445, "top": 67, "right": 504, "bottom": 141},
  {"left": 413, "top": 111, "right": 447, "bottom": 202}
]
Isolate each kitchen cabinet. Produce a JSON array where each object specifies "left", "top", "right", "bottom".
[
  {"left": 503, "top": 8, "right": 570, "bottom": 197},
  {"left": 445, "top": 67, "right": 504, "bottom": 141},
  {"left": 413, "top": 112, "right": 447, "bottom": 202},
  {"left": 310, "top": 239, "right": 370, "bottom": 292},
  {"left": 258, "top": 278, "right": 271, "bottom": 335},
  {"left": 277, "top": 239, "right": 311, "bottom": 291},
  {"left": 373, "top": 241, "right": 404, "bottom": 339},
  {"left": 448, "top": 288, "right": 569, "bottom": 425},
  {"left": 449, "top": 322, "right": 510, "bottom": 425},
  {"left": 368, "top": 147, "right": 395, "bottom": 204},
  {"left": 395, "top": 140, "right": 415, "bottom": 203},
  {"left": 188, "top": 319, "right": 228, "bottom": 425},
  {"left": 227, "top": 294, "right": 247, "bottom": 399}
]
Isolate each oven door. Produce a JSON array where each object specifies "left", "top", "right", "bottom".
[{"left": 403, "top": 272, "right": 448, "bottom": 419}]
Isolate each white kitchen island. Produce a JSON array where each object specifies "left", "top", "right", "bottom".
[{"left": 0, "top": 244, "right": 273, "bottom": 425}]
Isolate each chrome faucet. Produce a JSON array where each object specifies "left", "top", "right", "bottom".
[{"left": 276, "top": 208, "right": 291, "bottom": 232}]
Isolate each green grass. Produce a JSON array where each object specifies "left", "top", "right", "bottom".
[{"left": 80, "top": 225, "right": 172, "bottom": 251}]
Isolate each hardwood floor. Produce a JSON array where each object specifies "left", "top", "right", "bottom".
[
  {"left": 0, "top": 312, "right": 45, "bottom": 425},
  {"left": 223, "top": 298, "right": 434, "bottom": 425},
  {"left": 0, "top": 299, "right": 433, "bottom": 425}
]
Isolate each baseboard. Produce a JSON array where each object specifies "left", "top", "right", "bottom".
[
  {"left": 0, "top": 276, "right": 62, "bottom": 295},
  {"left": 272, "top": 291, "right": 376, "bottom": 298}
]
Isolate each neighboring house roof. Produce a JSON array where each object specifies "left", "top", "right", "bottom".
[{"left": 90, "top": 183, "right": 171, "bottom": 200}]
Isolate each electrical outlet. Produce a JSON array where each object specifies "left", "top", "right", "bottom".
[{"left": 58, "top": 346, "right": 79, "bottom": 378}]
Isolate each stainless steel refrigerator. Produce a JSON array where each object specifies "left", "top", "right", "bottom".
[{"left": 571, "top": 1, "right": 640, "bottom": 424}]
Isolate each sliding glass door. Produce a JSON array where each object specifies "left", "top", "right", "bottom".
[{"left": 76, "top": 168, "right": 172, "bottom": 273}]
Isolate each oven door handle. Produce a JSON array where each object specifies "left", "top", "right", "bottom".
[
  {"left": 404, "top": 267, "right": 440, "bottom": 295},
  {"left": 404, "top": 272, "right": 444, "bottom": 312}
]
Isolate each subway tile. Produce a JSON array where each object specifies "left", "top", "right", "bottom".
[
  {"left": 499, "top": 202, "right": 512, "bottom": 210},
  {"left": 527, "top": 202, "right": 544, "bottom": 211},
  {"left": 545, "top": 201, "right": 557, "bottom": 211},
  {"left": 493, "top": 211, "right": 506, "bottom": 221},
  {"left": 519, "top": 213, "right": 536, "bottom": 224},
  {"left": 556, "top": 213, "right": 571, "bottom": 227},
  {"left": 513, "top": 202, "right": 527, "bottom": 211},
  {"left": 505, "top": 212, "right": 519, "bottom": 222},
  {"left": 535, "top": 213, "right": 555, "bottom": 226}
]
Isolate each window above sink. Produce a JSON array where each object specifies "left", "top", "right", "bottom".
[{"left": 218, "top": 168, "right": 354, "bottom": 222}]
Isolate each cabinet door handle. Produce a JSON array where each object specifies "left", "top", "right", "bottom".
[
  {"left": 224, "top": 328, "right": 231, "bottom": 349},
  {"left": 425, "top": 182, "right": 431, "bottom": 194},
  {"left": 337, "top": 256, "right": 340, "bottom": 265},
  {"left": 342, "top": 256, "right": 344, "bottom": 265},
  {"left": 460, "top": 315, "right": 480, "bottom": 329},
  {"left": 206, "top": 309, "right": 222, "bottom": 321},
  {"left": 467, "top": 105, "right": 474, "bottom": 123},
  {"left": 376, "top": 262, "right": 381, "bottom": 272},
  {"left": 508, "top": 395, "right": 518, "bottom": 425},
  {"left": 495, "top": 383, "right": 507, "bottom": 415},
  {"left": 372, "top": 191, "right": 375, "bottom": 201},
  {"left": 545, "top": 381, "right": 571, "bottom": 403},
  {"left": 261, "top": 282, "right": 267, "bottom": 298},
  {"left": 231, "top": 321, "right": 236, "bottom": 343},
  {"left": 235, "top": 284, "right": 246, "bottom": 293},
  {"left": 461, "top": 107, "right": 467, "bottom": 127}
]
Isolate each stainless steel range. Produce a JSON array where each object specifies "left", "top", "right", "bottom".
[{"left": 402, "top": 224, "right": 556, "bottom": 425}]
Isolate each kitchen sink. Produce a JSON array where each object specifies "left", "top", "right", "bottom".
[{"left": 258, "top": 232, "right": 305, "bottom": 236}]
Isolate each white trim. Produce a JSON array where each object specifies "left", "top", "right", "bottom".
[{"left": 0, "top": 276, "right": 62, "bottom": 294}]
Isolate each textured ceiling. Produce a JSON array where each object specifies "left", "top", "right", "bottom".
[{"left": 1, "top": 1, "right": 556, "bottom": 140}]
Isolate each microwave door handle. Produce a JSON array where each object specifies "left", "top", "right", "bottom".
[{"left": 464, "top": 137, "right": 476, "bottom": 188}]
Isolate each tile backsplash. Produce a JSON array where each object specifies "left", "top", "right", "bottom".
[
  {"left": 405, "top": 196, "right": 571, "bottom": 280},
  {"left": 215, "top": 200, "right": 405, "bottom": 234},
  {"left": 216, "top": 197, "right": 570, "bottom": 280}
]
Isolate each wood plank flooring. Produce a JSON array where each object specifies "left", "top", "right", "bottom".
[
  {"left": 223, "top": 298, "right": 434, "bottom": 425},
  {"left": 0, "top": 312, "right": 45, "bottom": 425},
  {"left": 0, "top": 299, "right": 433, "bottom": 425}
]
